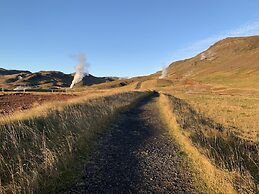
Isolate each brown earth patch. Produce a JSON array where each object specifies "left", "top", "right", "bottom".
[{"left": 0, "top": 93, "right": 76, "bottom": 116}]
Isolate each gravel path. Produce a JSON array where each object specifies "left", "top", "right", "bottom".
[{"left": 62, "top": 92, "right": 198, "bottom": 194}]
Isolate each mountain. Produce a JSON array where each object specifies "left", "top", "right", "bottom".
[
  {"left": 0, "top": 69, "right": 117, "bottom": 89},
  {"left": 2, "top": 35, "right": 259, "bottom": 90},
  {"left": 121, "top": 35, "right": 259, "bottom": 91},
  {"left": 163, "top": 35, "right": 259, "bottom": 89},
  {"left": 0, "top": 68, "right": 31, "bottom": 76}
]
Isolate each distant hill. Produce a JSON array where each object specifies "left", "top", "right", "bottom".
[
  {"left": 0, "top": 68, "right": 31, "bottom": 76},
  {"left": 0, "top": 68, "right": 118, "bottom": 89},
  {"left": 2, "top": 36, "right": 259, "bottom": 90},
  {"left": 120, "top": 35, "right": 259, "bottom": 91},
  {"left": 163, "top": 35, "right": 259, "bottom": 89}
]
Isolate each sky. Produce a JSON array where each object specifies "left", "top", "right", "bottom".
[{"left": 1, "top": 0, "right": 259, "bottom": 77}]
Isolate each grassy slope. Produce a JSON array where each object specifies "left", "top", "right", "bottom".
[
  {"left": 124, "top": 36, "right": 259, "bottom": 91},
  {"left": 165, "top": 36, "right": 259, "bottom": 89}
]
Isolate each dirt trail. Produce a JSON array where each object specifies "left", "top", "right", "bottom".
[{"left": 61, "top": 92, "right": 198, "bottom": 194}]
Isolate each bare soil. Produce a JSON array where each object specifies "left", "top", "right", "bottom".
[{"left": 0, "top": 92, "right": 75, "bottom": 116}]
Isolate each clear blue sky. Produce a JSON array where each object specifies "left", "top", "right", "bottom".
[{"left": 1, "top": 0, "right": 259, "bottom": 77}]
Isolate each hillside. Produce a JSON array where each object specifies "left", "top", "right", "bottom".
[
  {"left": 164, "top": 36, "right": 259, "bottom": 89},
  {"left": 129, "top": 35, "right": 259, "bottom": 91},
  {"left": 0, "top": 69, "right": 117, "bottom": 89},
  {"left": 2, "top": 36, "right": 259, "bottom": 90}
]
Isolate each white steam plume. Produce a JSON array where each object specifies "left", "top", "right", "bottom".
[
  {"left": 70, "top": 53, "right": 89, "bottom": 88},
  {"left": 159, "top": 65, "right": 168, "bottom": 79}
]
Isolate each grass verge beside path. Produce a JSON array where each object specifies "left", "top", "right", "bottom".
[
  {"left": 0, "top": 91, "right": 149, "bottom": 194},
  {"left": 158, "top": 93, "right": 237, "bottom": 194}
]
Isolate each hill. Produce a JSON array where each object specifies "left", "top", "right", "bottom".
[
  {"left": 2, "top": 35, "right": 259, "bottom": 90},
  {"left": 0, "top": 68, "right": 117, "bottom": 89},
  {"left": 126, "top": 35, "right": 259, "bottom": 91},
  {"left": 163, "top": 35, "right": 259, "bottom": 89}
]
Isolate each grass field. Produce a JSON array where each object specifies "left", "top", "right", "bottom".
[
  {"left": 158, "top": 94, "right": 238, "bottom": 194},
  {"left": 156, "top": 84, "right": 259, "bottom": 193},
  {"left": 1, "top": 68, "right": 259, "bottom": 193},
  {"left": 1, "top": 82, "right": 259, "bottom": 193},
  {"left": 171, "top": 91, "right": 259, "bottom": 141},
  {"left": 0, "top": 90, "right": 148, "bottom": 193}
]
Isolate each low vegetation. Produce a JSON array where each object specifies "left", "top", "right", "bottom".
[
  {"left": 0, "top": 91, "right": 148, "bottom": 193},
  {"left": 172, "top": 91, "right": 259, "bottom": 141},
  {"left": 159, "top": 92, "right": 259, "bottom": 193},
  {"left": 158, "top": 93, "right": 237, "bottom": 194}
]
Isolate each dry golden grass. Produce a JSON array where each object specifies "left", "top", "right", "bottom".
[
  {"left": 133, "top": 75, "right": 259, "bottom": 192},
  {"left": 0, "top": 90, "right": 148, "bottom": 193},
  {"left": 159, "top": 90, "right": 259, "bottom": 192},
  {"left": 0, "top": 89, "right": 135, "bottom": 123},
  {"left": 158, "top": 93, "right": 237, "bottom": 194},
  {"left": 171, "top": 91, "right": 259, "bottom": 141}
]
